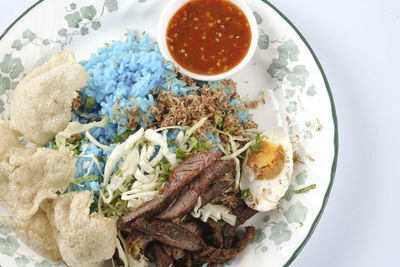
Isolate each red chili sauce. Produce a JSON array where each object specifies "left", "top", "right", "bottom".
[{"left": 166, "top": 0, "right": 252, "bottom": 75}]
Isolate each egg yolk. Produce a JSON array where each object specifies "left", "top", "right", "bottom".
[{"left": 246, "top": 140, "right": 285, "bottom": 180}]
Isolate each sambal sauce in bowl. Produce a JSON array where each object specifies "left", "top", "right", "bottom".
[{"left": 157, "top": 0, "right": 258, "bottom": 81}]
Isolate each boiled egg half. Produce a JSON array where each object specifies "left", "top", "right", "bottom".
[{"left": 240, "top": 127, "right": 293, "bottom": 211}]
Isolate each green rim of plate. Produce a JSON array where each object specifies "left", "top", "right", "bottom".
[{"left": 0, "top": 0, "right": 339, "bottom": 266}]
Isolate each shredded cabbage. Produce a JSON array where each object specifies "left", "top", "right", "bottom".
[
  {"left": 101, "top": 128, "right": 180, "bottom": 208},
  {"left": 78, "top": 154, "right": 104, "bottom": 177},
  {"left": 191, "top": 197, "right": 237, "bottom": 226},
  {"left": 183, "top": 117, "right": 207, "bottom": 143},
  {"left": 216, "top": 129, "right": 256, "bottom": 190},
  {"left": 85, "top": 130, "right": 113, "bottom": 152},
  {"left": 55, "top": 117, "right": 109, "bottom": 147},
  {"left": 175, "top": 131, "right": 184, "bottom": 147},
  {"left": 101, "top": 128, "right": 144, "bottom": 204}
]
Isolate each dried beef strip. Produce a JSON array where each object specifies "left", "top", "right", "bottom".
[
  {"left": 154, "top": 242, "right": 174, "bottom": 267},
  {"left": 205, "top": 219, "right": 224, "bottom": 248},
  {"left": 131, "top": 218, "right": 205, "bottom": 251},
  {"left": 196, "top": 226, "right": 256, "bottom": 263},
  {"left": 157, "top": 159, "right": 234, "bottom": 220},
  {"left": 126, "top": 229, "right": 153, "bottom": 260},
  {"left": 223, "top": 200, "right": 258, "bottom": 248},
  {"left": 200, "top": 179, "right": 234, "bottom": 205}
]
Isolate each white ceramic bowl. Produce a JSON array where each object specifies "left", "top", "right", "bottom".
[{"left": 157, "top": 0, "right": 259, "bottom": 81}]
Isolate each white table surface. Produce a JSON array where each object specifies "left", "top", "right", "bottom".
[{"left": 1, "top": 0, "right": 399, "bottom": 266}]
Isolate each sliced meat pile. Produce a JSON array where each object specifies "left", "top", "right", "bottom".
[
  {"left": 157, "top": 159, "right": 236, "bottom": 220},
  {"left": 120, "top": 151, "right": 221, "bottom": 229},
  {"left": 121, "top": 151, "right": 258, "bottom": 266}
]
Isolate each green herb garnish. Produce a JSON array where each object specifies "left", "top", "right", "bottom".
[
  {"left": 167, "top": 137, "right": 176, "bottom": 146},
  {"left": 224, "top": 126, "right": 237, "bottom": 132},
  {"left": 219, "top": 221, "right": 227, "bottom": 237},
  {"left": 180, "top": 215, "right": 187, "bottom": 223},
  {"left": 71, "top": 148, "right": 78, "bottom": 155},
  {"left": 156, "top": 158, "right": 174, "bottom": 182},
  {"left": 109, "top": 129, "right": 132, "bottom": 144},
  {"left": 101, "top": 189, "right": 130, "bottom": 218},
  {"left": 114, "top": 168, "right": 122, "bottom": 177},
  {"left": 294, "top": 184, "right": 316, "bottom": 194},
  {"left": 158, "top": 158, "right": 174, "bottom": 173},
  {"left": 74, "top": 175, "right": 101, "bottom": 183},
  {"left": 89, "top": 201, "right": 98, "bottom": 213},
  {"left": 241, "top": 188, "right": 253, "bottom": 199},
  {"left": 191, "top": 139, "right": 213, "bottom": 153},
  {"left": 249, "top": 134, "right": 263, "bottom": 152},
  {"left": 85, "top": 97, "right": 96, "bottom": 109},
  {"left": 174, "top": 138, "right": 214, "bottom": 160},
  {"left": 202, "top": 140, "right": 214, "bottom": 151},
  {"left": 114, "top": 130, "right": 132, "bottom": 143},
  {"left": 67, "top": 136, "right": 84, "bottom": 155},
  {"left": 174, "top": 149, "right": 190, "bottom": 160},
  {"left": 158, "top": 176, "right": 168, "bottom": 182},
  {"left": 214, "top": 114, "right": 224, "bottom": 130}
]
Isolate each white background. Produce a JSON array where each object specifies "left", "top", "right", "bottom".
[{"left": 1, "top": 0, "right": 399, "bottom": 266}]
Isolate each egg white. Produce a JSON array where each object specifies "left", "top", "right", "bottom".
[{"left": 240, "top": 127, "right": 293, "bottom": 211}]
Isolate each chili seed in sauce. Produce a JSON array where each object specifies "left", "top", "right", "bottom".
[{"left": 166, "top": 0, "right": 251, "bottom": 75}]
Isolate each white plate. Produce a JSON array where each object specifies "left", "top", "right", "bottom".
[{"left": 0, "top": 0, "right": 338, "bottom": 266}]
